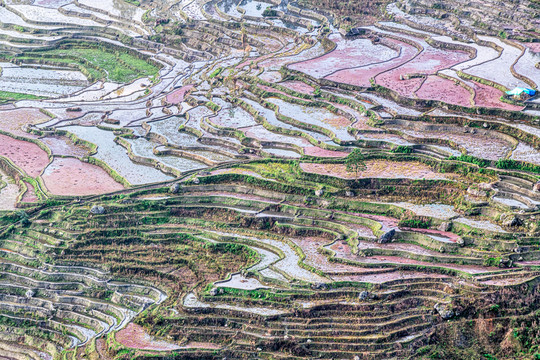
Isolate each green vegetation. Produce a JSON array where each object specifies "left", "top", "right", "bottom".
[
  {"left": 0, "top": 90, "right": 42, "bottom": 103},
  {"left": 209, "top": 67, "right": 223, "bottom": 78},
  {"left": 251, "top": 161, "right": 302, "bottom": 184},
  {"left": 262, "top": 7, "right": 278, "bottom": 17},
  {"left": 345, "top": 148, "right": 366, "bottom": 179},
  {"left": 206, "top": 101, "right": 220, "bottom": 112},
  {"left": 495, "top": 159, "right": 540, "bottom": 174},
  {"left": 398, "top": 218, "right": 431, "bottom": 228},
  {"left": 16, "top": 210, "right": 30, "bottom": 227},
  {"left": 173, "top": 24, "right": 185, "bottom": 35},
  {"left": 391, "top": 145, "right": 413, "bottom": 154},
  {"left": 484, "top": 256, "right": 502, "bottom": 267},
  {"left": 12, "top": 45, "right": 160, "bottom": 83},
  {"left": 449, "top": 154, "right": 490, "bottom": 168},
  {"left": 0, "top": 3, "right": 539, "bottom": 359}
]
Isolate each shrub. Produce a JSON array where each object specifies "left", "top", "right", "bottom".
[
  {"left": 495, "top": 159, "right": 540, "bottom": 174},
  {"left": 17, "top": 210, "right": 30, "bottom": 227},
  {"left": 391, "top": 145, "right": 413, "bottom": 154},
  {"left": 345, "top": 149, "right": 366, "bottom": 179},
  {"left": 484, "top": 257, "right": 501, "bottom": 267},
  {"left": 262, "top": 7, "right": 278, "bottom": 17},
  {"left": 416, "top": 345, "right": 432, "bottom": 355},
  {"left": 174, "top": 25, "right": 184, "bottom": 36},
  {"left": 399, "top": 218, "right": 431, "bottom": 229},
  {"left": 449, "top": 154, "right": 489, "bottom": 168},
  {"left": 209, "top": 67, "right": 223, "bottom": 78}
]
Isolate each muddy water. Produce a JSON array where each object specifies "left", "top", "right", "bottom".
[
  {"left": 63, "top": 126, "right": 172, "bottom": 184},
  {"left": 0, "top": 171, "right": 19, "bottom": 211},
  {"left": 128, "top": 138, "right": 207, "bottom": 172}
]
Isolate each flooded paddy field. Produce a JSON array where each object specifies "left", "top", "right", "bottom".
[
  {"left": 63, "top": 125, "right": 173, "bottom": 184},
  {"left": 289, "top": 34, "right": 399, "bottom": 79},
  {"left": 0, "top": 0, "right": 539, "bottom": 358},
  {"left": 300, "top": 160, "right": 449, "bottom": 180},
  {"left": 42, "top": 157, "right": 124, "bottom": 196},
  {"left": 0, "top": 133, "right": 50, "bottom": 177}
]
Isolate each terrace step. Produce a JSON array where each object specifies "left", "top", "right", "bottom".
[
  {"left": 491, "top": 191, "right": 540, "bottom": 211},
  {"left": 413, "top": 148, "right": 448, "bottom": 160},
  {"left": 493, "top": 182, "right": 540, "bottom": 202},
  {"left": 250, "top": 315, "right": 430, "bottom": 337}
]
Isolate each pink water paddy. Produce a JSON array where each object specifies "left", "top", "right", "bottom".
[
  {"left": 42, "top": 157, "right": 124, "bottom": 196},
  {"left": 415, "top": 75, "right": 472, "bottom": 107},
  {"left": 303, "top": 147, "right": 348, "bottom": 157},
  {"left": 290, "top": 35, "right": 399, "bottom": 78},
  {"left": 300, "top": 161, "right": 448, "bottom": 180},
  {"left": 21, "top": 181, "right": 38, "bottom": 203},
  {"left": 279, "top": 81, "right": 315, "bottom": 95},
  {"left": 166, "top": 85, "right": 194, "bottom": 104},
  {"left": 0, "top": 108, "right": 50, "bottom": 138},
  {"left": 523, "top": 43, "right": 540, "bottom": 53},
  {"left": 472, "top": 81, "right": 524, "bottom": 110},
  {"left": 375, "top": 46, "right": 470, "bottom": 97},
  {"left": 325, "top": 39, "right": 419, "bottom": 87},
  {"left": 39, "top": 135, "right": 90, "bottom": 157},
  {"left": 0, "top": 134, "right": 49, "bottom": 177}
]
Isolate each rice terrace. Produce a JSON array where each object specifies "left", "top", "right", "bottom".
[{"left": 0, "top": 0, "right": 539, "bottom": 358}]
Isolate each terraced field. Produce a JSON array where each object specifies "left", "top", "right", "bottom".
[{"left": 0, "top": 0, "right": 539, "bottom": 359}]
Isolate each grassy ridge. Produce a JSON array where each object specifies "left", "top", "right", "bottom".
[
  {"left": 0, "top": 91, "right": 42, "bottom": 103},
  {"left": 14, "top": 47, "right": 159, "bottom": 83}
]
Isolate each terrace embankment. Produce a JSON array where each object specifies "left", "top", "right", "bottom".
[
  {"left": 0, "top": 0, "right": 539, "bottom": 358},
  {"left": 1, "top": 152, "right": 531, "bottom": 359}
]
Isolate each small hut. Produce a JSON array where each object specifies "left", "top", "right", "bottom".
[{"left": 505, "top": 87, "right": 536, "bottom": 101}]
